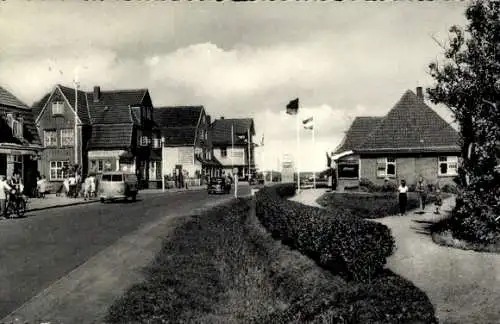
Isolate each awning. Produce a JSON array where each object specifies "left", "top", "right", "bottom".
[
  {"left": 0, "top": 144, "right": 40, "bottom": 155},
  {"left": 332, "top": 150, "right": 354, "bottom": 160},
  {"left": 88, "top": 150, "right": 134, "bottom": 159},
  {"left": 196, "top": 156, "right": 222, "bottom": 167}
]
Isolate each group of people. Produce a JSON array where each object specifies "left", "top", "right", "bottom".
[
  {"left": 0, "top": 172, "right": 25, "bottom": 219},
  {"left": 396, "top": 176, "right": 443, "bottom": 216},
  {"left": 60, "top": 173, "right": 97, "bottom": 200}
]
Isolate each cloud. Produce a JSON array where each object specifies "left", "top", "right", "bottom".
[{"left": 0, "top": 1, "right": 467, "bottom": 171}]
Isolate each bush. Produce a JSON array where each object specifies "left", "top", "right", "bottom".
[
  {"left": 441, "top": 183, "right": 458, "bottom": 194},
  {"left": 261, "top": 270, "right": 437, "bottom": 324},
  {"left": 255, "top": 184, "right": 395, "bottom": 282},
  {"left": 359, "top": 178, "right": 397, "bottom": 193}
]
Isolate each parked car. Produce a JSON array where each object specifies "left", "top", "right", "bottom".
[
  {"left": 208, "top": 177, "right": 231, "bottom": 194},
  {"left": 99, "top": 172, "right": 139, "bottom": 202}
]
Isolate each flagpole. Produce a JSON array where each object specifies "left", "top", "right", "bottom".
[
  {"left": 296, "top": 113, "right": 301, "bottom": 192},
  {"left": 232, "top": 123, "right": 237, "bottom": 198},
  {"left": 312, "top": 121, "right": 316, "bottom": 189}
]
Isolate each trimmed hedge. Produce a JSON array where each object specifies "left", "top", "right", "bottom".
[
  {"left": 318, "top": 192, "right": 451, "bottom": 219},
  {"left": 259, "top": 269, "right": 438, "bottom": 324},
  {"left": 255, "top": 184, "right": 395, "bottom": 282}
]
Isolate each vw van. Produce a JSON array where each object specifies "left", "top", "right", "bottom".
[{"left": 99, "top": 172, "right": 139, "bottom": 202}]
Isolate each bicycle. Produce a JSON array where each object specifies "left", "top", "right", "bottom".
[{"left": 6, "top": 190, "right": 27, "bottom": 218}]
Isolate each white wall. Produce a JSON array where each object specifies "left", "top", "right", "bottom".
[
  {"left": 213, "top": 147, "right": 246, "bottom": 166},
  {"left": 162, "top": 146, "right": 201, "bottom": 177}
]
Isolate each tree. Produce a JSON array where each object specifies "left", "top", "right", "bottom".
[{"left": 427, "top": 0, "right": 500, "bottom": 243}]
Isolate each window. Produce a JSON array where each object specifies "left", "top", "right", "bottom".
[
  {"left": 11, "top": 119, "right": 23, "bottom": 138},
  {"left": 221, "top": 147, "right": 227, "bottom": 157},
  {"left": 152, "top": 138, "right": 161, "bottom": 149},
  {"left": 149, "top": 161, "right": 161, "bottom": 180},
  {"left": 140, "top": 136, "right": 149, "bottom": 146},
  {"left": 338, "top": 163, "right": 359, "bottom": 179},
  {"left": 376, "top": 157, "right": 396, "bottom": 177},
  {"left": 60, "top": 129, "right": 74, "bottom": 147},
  {"left": 50, "top": 161, "right": 70, "bottom": 181},
  {"left": 44, "top": 130, "right": 57, "bottom": 147},
  {"left": 438, "top": 156, "right": 458, "bottom": 176},
  {"left": 52, "top": 101, "right": 64, "bottom": 115}
]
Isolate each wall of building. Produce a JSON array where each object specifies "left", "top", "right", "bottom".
[
  {"left": 360, "top": 155, "right": 458, "bottom": 186},
  {"left": 213, "top": 146, "right": 246, "bottom": 166},
  {"left": 161, "top": 146, "right": 202, "bottom": 178},
  {"left": 36, "top": 88, "right": 85, "bottom": 181}
]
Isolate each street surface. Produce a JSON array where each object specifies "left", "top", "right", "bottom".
[{"left": 0, "top": 185, "right": 250, "bottom": 318}]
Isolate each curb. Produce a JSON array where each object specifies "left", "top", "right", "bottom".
[{"left": 24, "top": 188, "right": 208, "bottom": 213}]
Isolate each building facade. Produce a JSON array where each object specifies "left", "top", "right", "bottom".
[
  {"left": 0, "top": 86, "right": 42, "bottom": 196},
  {"left": 211, "top": 117, "right": 256, "bottom": 180},
  {"left": 155, "top": 106, "right": 221, "bottom": 185},
  {"left": 333, "top": 87, "right": 460, "bottom": 191}
]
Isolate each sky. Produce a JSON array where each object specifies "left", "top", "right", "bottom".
[{"left": 0, "top": 1, "right": 469, "bottom": 172}]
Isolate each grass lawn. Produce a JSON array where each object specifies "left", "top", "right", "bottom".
[
  {"left": 317, "top": 192, "right": 450, "bottom": 219},
  {"left": 106, "top": 198, "right": 347, "bottom": 323}
]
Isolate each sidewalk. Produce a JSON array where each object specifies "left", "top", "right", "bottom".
[
  {"left": 288, "top": 188, "right": 327, "bottom": 208},
  {"left": 25, "top": 186, "right": 207, "bottom": 213},
  {"left": 0, "top": 195, "right": 238, "bottom": 324},
  {"left": 291, "top": 190, "right": 500, "bottom": 324}
]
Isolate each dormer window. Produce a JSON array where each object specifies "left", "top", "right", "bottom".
[
  {"left": 52, "top": 101, "right": 64, "bottom": 116},
  {"left": 6, "top": 113, "right": 23, "bottom": 138}
]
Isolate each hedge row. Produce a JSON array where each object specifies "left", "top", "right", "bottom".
[
  {"left": 259, "top": 269, "right": 438, "bottom": 324},
  {"left": 255, "top": 184, "right": 395, "bottom": 282}
]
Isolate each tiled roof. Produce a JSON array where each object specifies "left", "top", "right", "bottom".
[
  {"left": 154, "top": 106, "right": 203, "bottom": 128},
  {"left": 334, "top": 117, "right": 383, "bottom": 154},
  {"left": 87, "top": 89, "right": 148, "bottom": 124},
  {"left": 0, "top": 86, "right": 29, "bottom": 109},
  {"left": 31, "top": 92, "right": 51, "bottom": 122},
  {"left": 337, "top": 90, "right": 460, "bottom": 154},
  {"left": 211, "top": 118, "right": 255, "bottom": 146},
  {"left": 58, "top": 85, "right": 91, "bottom": 125},
  {"left": 87, "top": 124, "right": 134, "bottom": 150},
  {"left": 0, "top": 87, "right": 41, "bottom": 146},
  {"left": 161, "top": 127, "right": 197, "bottom": 146}
]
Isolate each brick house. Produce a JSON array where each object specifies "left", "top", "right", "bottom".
[
  {"left": 211, "top": 117, "right": 256, "bottom": 180},
  {"left": 32, "top": 85, "right": 156, "bottom": 188},
  {"left": 32, "top": 84, "right": 90, "bottom": 187},
  {"left": 0, "top": 86, "right": 42, "bottom": 195},
  {"left": 86, "top": 86, "right": 156, "bottom": 188},
  {"left": 333, "top": 87, "right": 460, "bottom": 190},
  {"left": 154, "top": 106, "right": 221, "bottom": 185}
]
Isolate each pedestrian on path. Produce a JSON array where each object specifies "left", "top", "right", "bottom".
[
  {"left": 434, "top": 181, "right": 443, "bottom": 214},
  {"left": 0, "top": 175, "right": 12, "bottom": 219},
  {"left": 398, "top": 179, "right": 409, "bottom": 216},
  {"left": 416, "top": 175, "right": 428, "bottom": 212}
]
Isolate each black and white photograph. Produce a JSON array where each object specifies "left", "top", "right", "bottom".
[{"left": 0, "top": 0, "right": 498, "bottom": 323}]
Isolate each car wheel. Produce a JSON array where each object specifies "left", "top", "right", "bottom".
[
  {"left": 131, "top": 194, "right": 137, "bottom": 202},
  {"left": 100, "top": 198, "right": 105, "bottom": 203}
]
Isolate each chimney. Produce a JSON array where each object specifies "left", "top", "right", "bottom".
[
  {"left": 220, "top": 116, "right": 224, "bottom": 120},
  {"left": 93, "top": 86, "right": 101, "bottom": 103},
  {"left": 416, "top": 86, "right": 423, "bottom": 100}
]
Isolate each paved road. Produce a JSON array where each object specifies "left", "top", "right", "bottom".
[{"left": 0, "top": 186, "right": 250, "bottom": 318}]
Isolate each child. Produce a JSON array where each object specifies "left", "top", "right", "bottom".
[{"left": 434, "top": 182, "right": 443, "bottom": 214}]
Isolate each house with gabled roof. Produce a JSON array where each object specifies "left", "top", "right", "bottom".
[
  {"left": 32, "top": 85, "right": 157, "bottom": 188},
  {"left": 333, "top": 87, "right": 460, "bottom": 190},
  {"left": 33, "top": 84, "right": 91, "bottom": 185},
  {"left": 0, "top": 86, "right": 42, "bottom": 195},
  {"left": 211, "top": 117, "right": 256, "bottom": 180},
  {"left": 154, "top": 106, "right": 221, "bottom": 184}
]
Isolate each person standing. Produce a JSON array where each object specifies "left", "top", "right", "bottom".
[
  {"left": 416, "top": 175, "right": 427, "bottom": 212},
  {"left": 0, "top": 175, "right": 12, "bottom": 219},
  {"left": 434, "top": 181, "right": 443, "bottom": 214},
  {"left": 68, "top": 174, "right": 77, "bottom": 198},
  {"left": 398, "top": 179, "right": 409, "bottom": 216}
]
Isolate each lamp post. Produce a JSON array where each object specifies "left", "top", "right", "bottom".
[{"left": 161, "top": 136, "right": 165, "bottom": 192}]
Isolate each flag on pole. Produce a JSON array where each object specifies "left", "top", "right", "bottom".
[
  {"left": 303, "top": 116, "right": 314, "bottom": 130},
  {"left": 326, "top": 152, "right": 332, "bottom": 168},
  {"left": 286, "top": 98, "right": 299, "bottom": 115}
]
